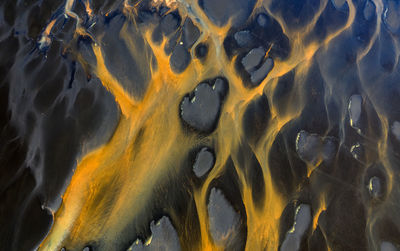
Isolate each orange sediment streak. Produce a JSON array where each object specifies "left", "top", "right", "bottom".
[{"left": 39, "top": 0, "right": 385, "bottom": 250}]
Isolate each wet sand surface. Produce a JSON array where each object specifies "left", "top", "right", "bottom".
[{"left": 0, "top": 0, "right": 400, "bottom": 250}]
